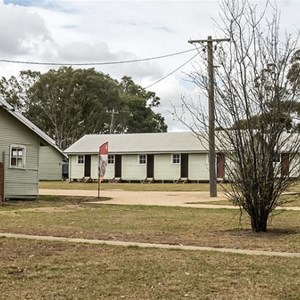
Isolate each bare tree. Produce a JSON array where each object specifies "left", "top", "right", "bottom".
[{"left": 178, "top": 0, "right": 300, "bottom": 232}]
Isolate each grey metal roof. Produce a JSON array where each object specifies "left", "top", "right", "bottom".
[
  {"left": 64, "top": 131, "right": 300, "bottom": 155},
  {"left": 64, "top": 132, "right": 210, "bottom": 154},
  {"left": 0, "top": 97, "right": 65, "bottom": 156}
]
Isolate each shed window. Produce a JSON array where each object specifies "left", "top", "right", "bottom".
[
  {"left": 10, "top": 145, "right": 26, "bottom": 169},
  {"left": 77, "top": 155, "right": 84, "bottom": 164},
  {"left": 172, "top": 154, "right": 181, "bottom": 164},
  {"left": 108, "top": 155, "right": 115, "bottom": 165},
  {"left": 273, "top": 153, "right": 281, "bottom": 163},
  {"left": 139, "top": 154, "right": 147, "bottom": 165}
]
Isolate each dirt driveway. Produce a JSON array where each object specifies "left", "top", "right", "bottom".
[
  {"left": 39, "top": 189, "right": 234, "bottom": 209},
  {"left": 39, "top": 189, "right": 300, "bottom": 210}
]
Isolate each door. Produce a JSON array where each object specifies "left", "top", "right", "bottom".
[
  {"left": 115, "top": 155, "right": 122, "bottom": 178},
  {"left": 84, "top": 155, "right": 91, "bottom": 177},
  {"left": 181, "top": 154, "right": 189, "bottom": 178},
  {"left": 281, "top": 153, "right": 289, "bottom": 177},
  {"left": 0, "top": 162, "right": 4, "bottom": 203},
  {"left": 217, "top": 153, "right": 225, "bottom": 178},
  {"left": 147, "top": 154, "right": 154, "bottom": 178}
]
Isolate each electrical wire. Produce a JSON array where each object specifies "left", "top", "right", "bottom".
[
  {"left": 144, "top": 52, "right": 199, "bottom": 89},
  {"left": 0, "top": 48, "right": 199, "bottom": 66},
  {"left": 0, "top": 47, "right": 201, "bottom": 90}
]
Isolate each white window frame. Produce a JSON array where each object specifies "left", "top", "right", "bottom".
[
  {"left": 172, "top": 153, "right": 181, "bottom": 164},
  {"left": 10, "top": 144, "right": 26, "bottom": 169},
  {"left": 139, "top": 154, "right": 147, "bottom": 165},
  {"left": 108, "top": 154, "right": 115, "bottom": 165},
  {"left": 77, "top": 155, "right": 84, "bottom": 165}
]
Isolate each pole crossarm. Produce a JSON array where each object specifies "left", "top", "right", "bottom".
[{"left": 189, "top": 38, "right": 230, "bottom": 44}]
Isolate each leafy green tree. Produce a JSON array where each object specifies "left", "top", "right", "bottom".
[
  {"left": 231, "top": 112, "right": 293, "bottom": 132},
  {"left": 0, "top": 70, "right": 40, "bottom": 110},
  {"left": 0, "top": 69, "right": 167, "bottom": 149},
  {"left": 116, "top": 76, "right": 167, "bottom": 133},
  {"left": 25, "top": 67, "right": 120, "bottom": 149}
]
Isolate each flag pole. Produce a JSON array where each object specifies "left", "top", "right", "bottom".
[
  {"left": 98, "top": 152, "right": 100, "bottom": 199},
  {"left": 98, "top": 175, "right": 100, "bottom": 199},
  {"left": 98, "top": 142, "right": 108, "bottom": 200}
]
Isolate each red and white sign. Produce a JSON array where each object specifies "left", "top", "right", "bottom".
[{"left": 98, "top": 142, "right": 108, "bottom": 181}]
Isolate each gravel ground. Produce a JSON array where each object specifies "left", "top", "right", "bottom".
[{"left": 39, "top": 189, "right": 300, "bottom": 210}]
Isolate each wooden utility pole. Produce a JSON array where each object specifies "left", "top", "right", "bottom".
[
  {"left": 106, "top": 109, "right": 119, "bottom": 134},
  {"left": 189, "top": 36, "right": 230, "bottom": 197}
]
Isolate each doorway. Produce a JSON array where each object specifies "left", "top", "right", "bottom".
[
  {"left": 181, "top": 154, "right": 189, "bottom": 178},
  {"left": 147, "top": 154, "right": 154, "bottom": 178},
  {"left": 217, "top": 153, "right": 225, "bottom": 179},
  {"left": 115, "top": 155, "right": 122, "bottom": 178},
  {"left": 281, "top": 153, "right": 289, "bottom": 177},
  {"left": 84, "top": 155, "right": 91, "bottom": 177}
]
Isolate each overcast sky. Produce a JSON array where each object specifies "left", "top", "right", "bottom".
[{"left": 0, "top": 0, "right": 299, "bottom": 131}]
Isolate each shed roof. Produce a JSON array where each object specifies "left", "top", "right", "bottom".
[
  {"left": 0, "top": 97, "right": 64, "bottom": 156},
  {"left": 64, "top": 132, "right": 211, "bottom": 154},
  {"left": 64, "top": 131, "right": 300, "bottom": 155}
]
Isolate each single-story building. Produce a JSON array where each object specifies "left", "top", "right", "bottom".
[
  {"left": 64, "top": 132, "right": 228, "bottom": 182},
  {"left": 39, "top": 145, "right": 67, "bottom": 181},
  {"left": 0, "top": 97, "right": 65, "bottom": 199},
  {"left": 64, "top": 132, "right": 298, "bottom": 183}
]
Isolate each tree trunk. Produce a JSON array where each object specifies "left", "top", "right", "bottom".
[{"left": 250, "top": 212, "right": 268, "bottom": 232}]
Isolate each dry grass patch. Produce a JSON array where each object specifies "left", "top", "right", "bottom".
[
  {"left": 0, "top": 196, "right": 299, "bottom": 253},
  {"left": 187, "top": 193, "right": 300, "bottom": 207},
  {"left": 0, "top": 238, "right": 299, "bottom": 299}
]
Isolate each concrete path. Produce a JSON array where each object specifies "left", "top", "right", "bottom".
[
  {"left": 1, "top": 232, "right": 300, "bottom": 258},
  {"left": 39, "top": 189, "right": 300, "bottom": 211}
]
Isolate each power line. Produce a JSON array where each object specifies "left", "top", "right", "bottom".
[
  {"left": 0, "top": 48, "right": 199, "bottom": 66},
  {"left": 144, "top": 52, "right": 199, "bottom": 89}
]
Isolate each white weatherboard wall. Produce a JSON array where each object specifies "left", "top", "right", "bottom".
[
  {"left": 122, "top": 154, "right": 146, "bottom": 181},
  {"left": 69, "top": 154, "right": 115, "bottom": 180},
  {"left": 39, "top": 146, "right": 62, "bottom": 180},
  {"left": 91, "top": 155, "right": 98, "bottom": 180},
  {"left": 290, "top": 156, "right": 299, "bottom": 177},
  {"left": 154, "top": 154, "right": 180, "bottom": 180},
  {"left": 90, "top": 154, "right": 114, "bottom": 180},
  {"left": 69, "top": 155, "right": 84, "bottom": 180},
  {"left": 188, "top": 154, "right": 209, "bottom": 181},
  {"left": 105, "top": 160, "right": 115, "bottom": 180},
  {"left": 0, "top": 109, "right": 39, "bottom": 198}
]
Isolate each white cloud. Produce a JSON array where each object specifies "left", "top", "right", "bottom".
[
  {"left": 0, "top": 2, "right": 53, "bottom": 56},
  {"left": 1, "top": 0, "right": 300, "bottom": 131}
]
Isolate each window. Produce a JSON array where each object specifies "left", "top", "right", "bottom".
[
  {"left": 77, "top": 155, "right": 84, "bottom": 164},
  {"left": 10, "top": 145, "right": 26, "bottom": 169},
  {"left": 108, "top": 155, "right": 115, "bottom": 165},
  {"left": 273, "top": 153, "right": 281, "bottom": 163},
  {"left": 139, "top": 154, "right": 147, "bottom": 165},
  {"left": 172, "top": 154, "right": 181, "bottom": 164}
]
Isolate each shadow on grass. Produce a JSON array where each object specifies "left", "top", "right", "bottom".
[
  {"left": 222, "top": 227, "right": 300, "bottom": 237},
  {"left": 2, "top": 195, "right": 112, "bottom": 207}
]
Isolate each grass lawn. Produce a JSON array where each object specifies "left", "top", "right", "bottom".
[
  {"left": 0, "top": 238, "right": 299, "bottom": 300},
  {"left": 0, "top": 196, "right": 299, "bottom": 253},
  {"left": 190, "top": 194, "right": 300, "bottom": 207},
  {"left": 0, "top": 196, "right": 299, "bottom": 299}
]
